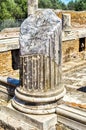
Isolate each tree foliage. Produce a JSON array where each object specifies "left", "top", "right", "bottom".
[
  {"left": 0, "top": 0, "right": 27, "bottom": 20},
  {"left": 67, "top": 0, "right": 75, "bottom": 10},
  {"left": 0, "top": 0, "right": 86, "bottom": 21},
  {"left": 67, "top": 0, "right": 86, "bottom": 11},
  {"left": 38, "top": 0, "right": 68, "bottom": 10}
]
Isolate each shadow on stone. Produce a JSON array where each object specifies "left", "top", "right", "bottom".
[{"left": 0, "top": 77, "right": 20, "bottom": 102}]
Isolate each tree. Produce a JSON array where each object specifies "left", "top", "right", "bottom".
[
  {"left": 39, "top": 0, "right": 54, "bottom": 9},
  {"left": 60, "top": 2, "right": 68, "bottom": 10},
  {"left": 67, "top": 0, "right": 75, "bottom": 10},
  {"left": 75, "top": 0, "right": 86, "bottom": 11},
  {"left": 0, "top": 1, "right": 12, "bottom": 20},
  {"left": 14, "top": 0, "right": 27, "bottom": 18},
  {"left": 38, "top": 0, "right": 65, "bottom": 9},
  {"left": 67, "top": 0, "right": 86, "bottom": 11},
  {"left": 0, "top": 0, "right": 27, "bottom": 20}
]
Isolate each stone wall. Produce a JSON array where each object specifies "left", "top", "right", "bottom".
[
  {"left": 56, "top": 10, "right": 86, "bottom": 25},
  {"left": 0, "top": 51, "right": 11, "bottom": 76},
  {"left": 62, "top": 38, "right": 86, "bottom": 62},
  {"left": 62, "top": 39, "right": 79, "bottom": 62},
  {"left": 0, "top": 51, "right": 18, "bottom": 78}
]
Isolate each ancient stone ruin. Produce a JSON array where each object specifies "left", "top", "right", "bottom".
[
  {"left": 0, "top": 0, "right": 86, "bottom": 130},
  {"left": 62, "top": 13, "right": 71, "bottom": 30},
  {"left": 12, "top": 9, "right": 65, "bottom": 114}
]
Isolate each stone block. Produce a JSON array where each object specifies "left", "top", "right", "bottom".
[{"left": 0, "top": 105, "right": 57, "bottom": 130}]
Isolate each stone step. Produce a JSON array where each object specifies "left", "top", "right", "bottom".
[
  {"left": 0, "top": 106, "right": 39, "bottom": 130},
  {"left": 0, "top": 105, "right": 57, "bottom": 130},
  {"left": 62, "top": 60, "right": 86, "bottom": 75},
  {"left": 56, "top": 104, "right": 86, "bottom": 130}
]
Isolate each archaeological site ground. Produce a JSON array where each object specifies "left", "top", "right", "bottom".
[{"left": 0, "top": 1, "right": 86, "bottom": 130}]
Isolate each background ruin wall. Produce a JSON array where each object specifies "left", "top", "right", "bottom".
[
  {"left": 0, "top": 10, "right": 86, "bottom": 77},
  {"left": 56, "top": 10, "right": 86, "bottom": 25}
]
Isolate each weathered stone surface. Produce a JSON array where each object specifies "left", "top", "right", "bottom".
[
  {"left": 0, "top": 38, "right": 19, "bottom": 52},
  {"left": 28, "top": 0, "right": 38, "bottom": 15},
  {"left": 19, "top": 55, "right": 62, "bottom": 92},
  {"left": 62, "top": 13, "right": 71, "bottom": 30},
  {"left": 56, "top": 104, "right": 86, "bottom": 130},
  {"left": 0, "top": 106, "right": 57, "bottom": 130},
  {"left": 56, "top": 123, "right": 75, "bottom": 130},
  {"left": 20, "top": 9, "right": 62, "bottom": 64}
]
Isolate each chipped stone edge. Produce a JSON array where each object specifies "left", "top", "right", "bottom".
[{"left": 56, "top": 104, "right": 86, "bottom": 130}]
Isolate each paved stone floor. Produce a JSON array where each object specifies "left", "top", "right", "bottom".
[
  {"left": 63, "top": 66, "right": 86, "bottom": 90},
  {"left": 63, "top": 65, "right": 86, "bottom": 110}
]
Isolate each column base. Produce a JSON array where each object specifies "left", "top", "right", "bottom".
[
  {"left": 12, "top": 87, "right": 66, "bottom": 115},
  {"left": 0, "top": 105, "right": 57, "bottom": 130}
]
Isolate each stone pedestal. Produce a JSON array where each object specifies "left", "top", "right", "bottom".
[
  {"left": 62, "top": 13, "right": 71, "bottom": 30},
  {"left": 12, "top": 9, "right": 66, "bottom": 114},
  {"left": 0, "top": 105, "right": 57, "bottom": 130}
]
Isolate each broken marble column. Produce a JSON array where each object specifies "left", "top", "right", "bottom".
[
  {"left": 28, "top": 0, "right": 38, "bottom": 15},
  {"left": 62, "top": 13, "right": 71, "bottom": 30},
  {"left": 12, "top": 9, "right": 66, "bottom": 114}
]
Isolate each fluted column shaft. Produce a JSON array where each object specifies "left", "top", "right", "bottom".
[{"left": 20, "top": 55, "right": 62, "bottom": 93}]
